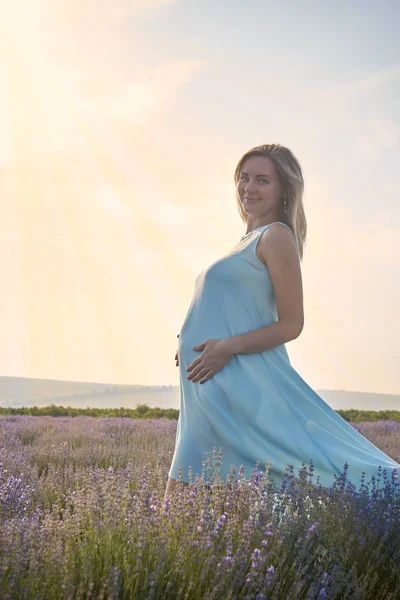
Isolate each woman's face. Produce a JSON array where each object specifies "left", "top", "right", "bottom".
[{"left": 237, "top": 155, "right": 283, "bottom": 220}]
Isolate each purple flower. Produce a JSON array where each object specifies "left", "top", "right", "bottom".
[{"left": 305, "top": 522, "right": 319, "bottom": 540}]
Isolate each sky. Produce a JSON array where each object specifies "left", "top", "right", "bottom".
[{"left": 0, "top": 0, "right": 399, "bottom": 393}]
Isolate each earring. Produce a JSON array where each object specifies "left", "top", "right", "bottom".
[{"left": 283, "top": 196, "right": 287, "bottom": 212}]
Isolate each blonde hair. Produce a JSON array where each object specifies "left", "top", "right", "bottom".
[{"left": 234, "top": 143, "right": 307, "bottom": 261}]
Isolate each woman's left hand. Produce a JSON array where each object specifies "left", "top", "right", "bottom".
[{"left": 186, "top": 338, "right": 234, "bottom": 384}]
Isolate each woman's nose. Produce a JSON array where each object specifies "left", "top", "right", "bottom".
[{"left": 245, "top": 181, "right": 257, "bottom": 192}]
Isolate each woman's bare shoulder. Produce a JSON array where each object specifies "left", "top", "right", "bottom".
[{"left": 256, "top": 222, "right": 298, "bottom": 266}]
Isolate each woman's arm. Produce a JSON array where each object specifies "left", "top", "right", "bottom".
[{"left": 224, "top": 223, "right": 304, "bottom": 356}]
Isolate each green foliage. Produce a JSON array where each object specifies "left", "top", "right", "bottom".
[
  {"left": 0, "top": 403, "right": 179, "bottom": 420},
  {"left": 336, "top": 409, "right": 400, "bottom": 423},
  {"left": 0, "top": 405, "right": 399, "bottom": 423}
]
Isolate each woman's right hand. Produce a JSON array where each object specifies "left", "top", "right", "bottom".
[{"left": 175, "top": 334, "right": 179, "bottom": 366}]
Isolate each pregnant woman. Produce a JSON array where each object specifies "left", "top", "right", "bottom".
[{"left": 164, "top": 143, "right": 399, "bottom": 499}]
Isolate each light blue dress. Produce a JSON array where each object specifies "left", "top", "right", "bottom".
[{"left": 168, "top": 222, "right": 400, "bottom": 490}]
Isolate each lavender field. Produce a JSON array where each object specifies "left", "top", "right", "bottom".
[{"left": 0, "top": 416, "right": 399, "bottom": 599}]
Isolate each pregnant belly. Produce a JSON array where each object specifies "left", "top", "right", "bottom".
[{"left": 178, "top": 330, "right": 200, "bottom": 371}]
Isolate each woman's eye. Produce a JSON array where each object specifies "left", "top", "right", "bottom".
[{"left": 240, "top": 175, "right": 268, "bottom": 183}]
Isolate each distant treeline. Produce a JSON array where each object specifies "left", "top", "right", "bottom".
[
  {"left": 0, "top": 404, "right": 179, "bottom": 420},
  {"left": 0, "top": 404, "right": 400, "bottom": 423}
]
